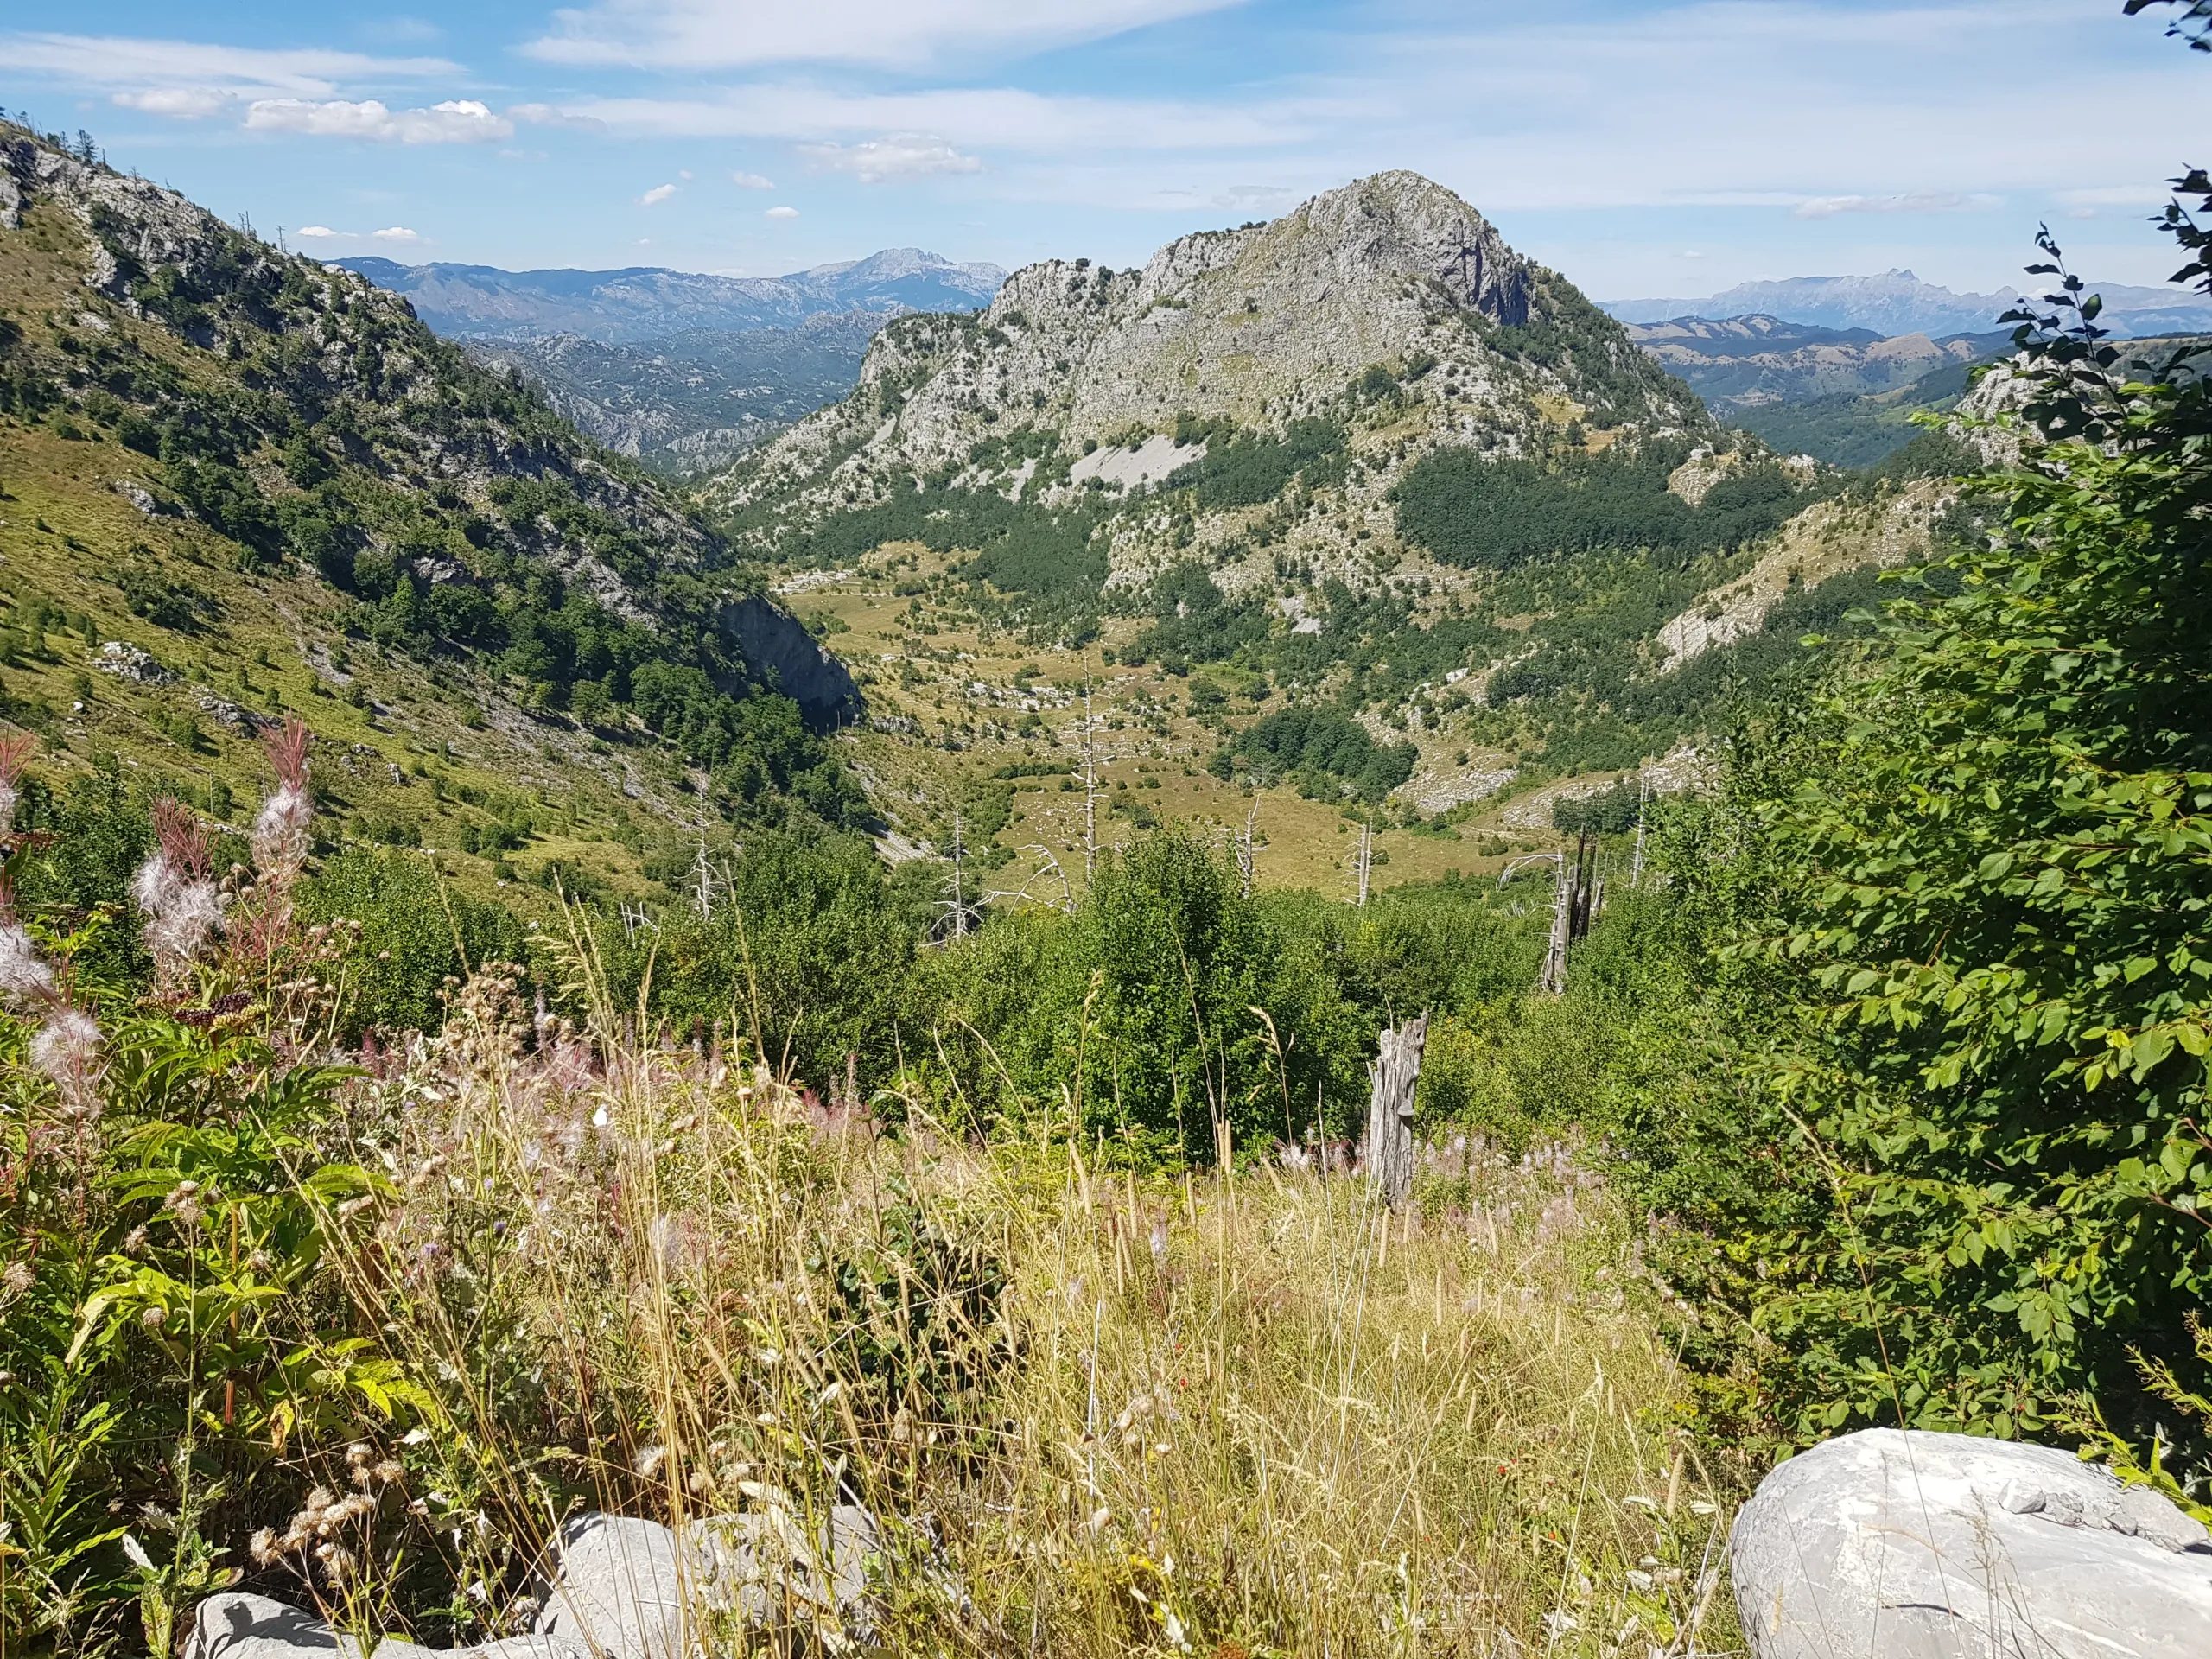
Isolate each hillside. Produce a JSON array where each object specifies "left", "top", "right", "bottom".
[
  {"left": 0, "top": 122, "right": 859, "bottom": 908},
  {"left": 1625, "top": 314, "right": 2005, "bottom": 411},
  {"left": 338, "top": 248, "right": 1006, "bottom": 340},
  {"left": 703, "top": 172, "right": 1956, "bottom": 893}
]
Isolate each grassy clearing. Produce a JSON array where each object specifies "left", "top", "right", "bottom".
[
  {"left": 792, "top": 547, "right": 1555, "bottom": 898},
  {"left": 307, "top": 955, "right": 1741, "bottom": 1656}
]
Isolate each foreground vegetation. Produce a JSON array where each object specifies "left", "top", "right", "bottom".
[{"left": 0, "top": 732, "right": 1734, "bottom": 1652}]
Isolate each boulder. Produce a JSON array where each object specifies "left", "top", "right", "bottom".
[
  {"left": 1732, "top": 1427, "right": 2212, "bottom": 1658},
  {"left": 683, "top": 1500, "right": 879, "bottom": 1639},
  {"left": 184, "top": 1592, "right": 588, "bottom": 1659},
  {"left": 185, "top": 1594, "right": 359, "bottom": 1659},
  {"left": 533, "top": 1514, "right": 688, "bottom": 1659}
]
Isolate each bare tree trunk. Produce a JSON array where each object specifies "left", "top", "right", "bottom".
[
  {"left": 1541, "top": 858, "right": 1573, "bottom": 995},
  {"left": 1364, "top": 1014, "right": 1427, "bottom": 1208}
]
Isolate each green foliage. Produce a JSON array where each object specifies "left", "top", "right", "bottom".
[
  {"left": 607, "top": 830, "right": 929, "bottom": 1089},
  {"left": 1165, "top": 416, "right": 1348, "bottom": 510},
  {"left": 1394, "top": 442, "right": 1811, "bottom": 570},
  {"left": 1611, "top": 175, "right": 2212, "bottom": 1451},
  {"left": 1214, "top": 705, "right": 1416, "bottom": 804},
  {"left": 301, "top": 849, "right": 531, "bottom": 1037}
]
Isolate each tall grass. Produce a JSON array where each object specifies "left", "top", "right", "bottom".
[
  {"left": 0, "top": 729, "right": 1740, "bottom": 1656},
  {"left": 304, "top": 940, "right": 1741, "bottom": 1657}
]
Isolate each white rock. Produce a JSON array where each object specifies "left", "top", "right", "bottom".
[
  {"left": 533, "top": 1515, "right": 688, "bottom": 1659},
  {"left": 184, "top": 1593, "right": 361, "bottom": 1659},
  {"left": 1732, "top": 1427, "right": 2212, "bottom": 1658}
]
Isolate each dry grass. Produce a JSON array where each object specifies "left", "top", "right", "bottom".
[{"left": 310, "top": 956, "right": 1740, "bottom": 1657}]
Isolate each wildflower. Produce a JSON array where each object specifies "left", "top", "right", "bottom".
[
  {"left": 30, "top": 1007, "right": 104, "bottom": 1114},
  {"left": 252, "top": 720, "right": 315, "bottom": 881},
  {"left": 133, "top": 801, "right": 224, "bottom": 983},
  {"left": 123, "top": 1225, "right": 149, "bottom": 1256},
  {"left": 0, "top": 1260, "right": 31, "bottom": 1297},
  {"left": 0, "top": 923, "right": 57, "bottom": 1006},
  {"left": 141, "top": 1306, "right": 166, "bottom": 1331},
  {"left": 0, "top": 732, "right": 34, "bottom": 836},
  {"left": 250, "top": 1527, "right": 279, "bottom": 1567}
]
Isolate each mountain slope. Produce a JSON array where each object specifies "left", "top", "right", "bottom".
[
  {"left": 1624, "top": 315, "right": 2006, "bottom": 410},
  {"left": 0, "top": 122, "right": 859, "bottom": 902},
  {"left": 1604, "top": 270, "right": 2212, "bottom": 338},
  {"left": 696, "top": 172, "right": 1948, "bottom": 881},
  {"left": 337, "top": 249, "right": 1005, "bottom": 341}
]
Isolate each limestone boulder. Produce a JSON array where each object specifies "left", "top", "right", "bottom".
[{"left": 1732, "top": 1427, "right": 2212, "bottom": 1658}]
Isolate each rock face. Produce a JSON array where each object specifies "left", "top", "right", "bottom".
[
  {"left": 716, "top": 594, "right": 862, "bottom": 728},
  {"left": 1731, "top": 1428, "right": 2212, "bottom": 1658}
]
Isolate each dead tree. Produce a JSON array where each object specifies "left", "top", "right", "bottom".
[
  {"left": 1354, "top": 817, "right": 1374, "bottom": 907},
  {"left": 1364, "top": 1014, "right": 1427, "bottom": 1208}
]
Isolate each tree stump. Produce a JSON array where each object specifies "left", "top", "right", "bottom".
[{"left": 1364, "top": 1014, "right": 1427, "bottom": 1207}]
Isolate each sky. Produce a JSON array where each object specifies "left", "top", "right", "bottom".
[{"left": 3, "top": 0, "right": 2206, "bottom": 300}]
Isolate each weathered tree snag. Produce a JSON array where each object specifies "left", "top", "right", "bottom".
[{"left": 1364, "top": 1014, "right": 1427, "bottom": 1207}]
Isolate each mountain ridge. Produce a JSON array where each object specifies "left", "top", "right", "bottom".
[
  {"left": 1603, "top": 268, "right": 2212, "bottom": 338},
  {"left": 337, "top": 249, "right": 1007, "bottom": 341}
]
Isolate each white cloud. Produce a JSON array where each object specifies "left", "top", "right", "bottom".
[
  {"left": 2, "top": 32, "right": 454, "bottom": 99},
  {"left": 730, "top": 170, "right": 776, "bottom": 189},
  {"left": 112, "top": 87, "right": 234, "bottom": 120},
  {"left": 765, "top": 205, "right": 800, "bottom": 219},
  {"left": 243, "top": 98, "right": 512, "bottom": 144},
  {"left": 798, "top": 135, "right": 981, "bottom": 183},
  {"left": 550, "top": 86, "right": 1313, "bottom": 152},
  {"left": 359, "top": 16, "right": 444, "bottom": 44},
  {"left": 1793, "top": 190, "right": 2002, "bottom": 219},
  {"left": 523, "top": 0, "right": 1241, "bottom": 71},
  {"left": 293, "top": 224, "right": 425, "bottom": 245},
  {"left": 509, "top": 102, "right": 611, "bottom": 135},
  {"left": 639, "top": 181, "right": 679, "bottom": 205}
]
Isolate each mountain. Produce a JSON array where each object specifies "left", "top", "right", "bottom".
[
  {"left": 1624, "top": 314, "right": 2006, "bottom": 409},
  {"left": 1603, "top": 270, "right": 2212, "bottom": 339},
  {"left": 702, "top": 172, "right": 1954, "bottom": 863},
  {"left": 335, "top": 249, "right": 1007, "bottom": 342},
  {"left": 467, "top": 313, "right": 879, "bottom": 474},
  {"left": 0, "top": 121, "right": 859, "bottom": 904}
]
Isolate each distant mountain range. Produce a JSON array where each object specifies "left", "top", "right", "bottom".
[
  {"left": 469, "top": 315, "right": 880, "bottom": 475},
  {"left": 1603, "top": 270, "right": 2212, "bottom": 339},
  {"left": 334, "top": 247, "right": 1007, "bottom": 341}
]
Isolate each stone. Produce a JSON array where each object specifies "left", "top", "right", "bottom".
[
  {"left": 1731, "top": 1427, "right": 2212, "bottom": 1658},
  {"left": 533, "top": 1514, "right": 688, "bottom": 1659},
  {"left": 185, "top": 1592, "right": 588, "bottom": 1659},
  {"left": 93, "top": 640, "right": 177, "bottom": 685},
  {"left": 683, "top": 1498, "right": 880, "bottom": 1643},
  {"left": 183, "top": 1593, "right": 363, "bottom": 1659},
  {"left": 372, "top": 1637, "right": 589, "bottom": 1659}
]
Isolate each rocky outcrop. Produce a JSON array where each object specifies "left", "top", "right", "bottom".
[
  {"left": 718, "top": 594, "right": 862, "bottom": 729},
  {"left": 1731, "top": 1428, "right": 2212, "bottom": 1658}
]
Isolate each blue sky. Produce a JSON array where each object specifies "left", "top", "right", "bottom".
[{"left": 3, "top": 1, "right": 2205, "bottom": 298}]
